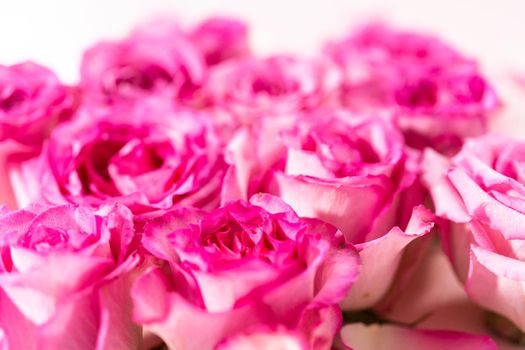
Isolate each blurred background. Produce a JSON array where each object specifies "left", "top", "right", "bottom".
[{"left": 0, "top": 0, "right": 523, "bottom": 83}]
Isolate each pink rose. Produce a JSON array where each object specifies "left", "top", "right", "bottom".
[
  {"left": 423, "top": 135, "right": 525, "bottom": 333},
  {"left": 325, "top": 23, "right": 499, "bottom": 153},
  {"left": 80, "top": 21, "right": 205, "bottom": 104},
  {"left": 222, "top": 109, "right": 433, "bottom": 309},
  {"left": 205, "top": 55, "right": 341, "bottom": 123},
  {"left": 132, "top": 194, "right": 359, "bottom": 350},
  {"left": 0, "top": 62, "right": 74, "bottom": 146},
  {"left": 0, "top": 203, "right": 141, "bottom": 349},
  {"left": 190, "top": 17, "right": 251, "bottom": 66},
  {"left": 16, "top": 100, "right": 226, "bottom": 213}
]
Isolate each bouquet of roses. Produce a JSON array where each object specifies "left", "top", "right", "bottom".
[{"left": 0, "top": 16, "right": 523, "bottom": 350}]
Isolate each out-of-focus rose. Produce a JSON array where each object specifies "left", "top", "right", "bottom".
[
  {"left": 80, "top": 21, "right": 205, "bottom": 104},
  {"left": 16, "top": 100, "right": 226, "bottom": 213},
  {"left": 423, "top": 135, "right": 525, "bottom": 333},
  {"left": 205, "top": 55, "right": 341, "bottom": 123},
  {"left": 0, "top": 203, "right": 142, "bottom": 350},
  {"left": 0, "top": 62, "right": 74, "bottom": 146},
  {"left": 132, "top": 194, "right": 359, "bottom": 350},
  {"left": 325, "top": 23, "right": 499, "bottom": 153},
  {"left": 190, "top": 17, "right": 250, "bottom": 66},
  {"left": 222, "top": 109, "right": 433, "bottom": 309}
]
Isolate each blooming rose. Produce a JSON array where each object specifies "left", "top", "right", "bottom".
[
  {"left": 16, "top": 100, "right": 226, "bottom": 213},
  {"left": 0, "top": 203, "right": 141, "bottom": 349},
  {"left": 423, "top": 135, "right": 525, "bottom": 333},
  {"left": 204, "top": 55, "right": 341, "bottom": 123},
  {"left": 325, "top": 23, "right": 499, "bottom": 153},
  {"left": 222, "top": 109, "right": 433, "bottom": 309},
  {"left": 0, "top": 62, "right": 74, "bottom": 146},
  {"left": 190, "top": 17, "right": 250, "bottom": 66},
  {"left": 80, "top": 21, "right": 205, "bottom": 104},
  {"left": 132, "top": 194, "right": 359, "bottom": 350}
]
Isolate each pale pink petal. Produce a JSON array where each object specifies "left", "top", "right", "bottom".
[
  {"left": 422, "top": 149, "right": 470, "bottom": 222},
  {"left": 95, "top": 273, "right": 142, "bottom": 350},
  {"left": 340, "top": 323, "right": 498, "bottom": 350},
  {"left": 448, "top": 168, "right": 525, "bottom": 240},
  {"left": 132, "top": 268, "right": 271, "bottom": 350},
  {"left": 341, "top": 206, "right": 434, "bottom": 310},
  {"left": 376, "top": 239, "right": 468, "bottom": 324},
  {"left": 465, "top": 245, "right": 525, "bottom": 331},
  {"left": 267, "top": 172, "right": 390, "bottom": 243},
  {"left": 215, "top": 329, "right": 307, "bottom": 350}
]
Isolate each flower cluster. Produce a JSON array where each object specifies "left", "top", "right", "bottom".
[{"left": 2, "top": 16, "right": 523, "bottom": 350}]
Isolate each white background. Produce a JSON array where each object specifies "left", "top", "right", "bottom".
[{"left": 0, "top": 0, "right": 524, "bottom": 83}]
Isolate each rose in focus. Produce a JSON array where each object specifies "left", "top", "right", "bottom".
[{"left": 132, "top": 194, "right": 359, "bottom": 350}]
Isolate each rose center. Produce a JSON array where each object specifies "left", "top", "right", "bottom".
[
  {"left": 395, "top": 78, "right": 437, "bottom": 108},
  {"left": 18, "top": 225, "right": 69, "bottom": 252},
  {"left": 113, "top": 64, "right": 173, "bottom": 93},
  {"left": 199, "top": 208, "right": 292, "bottom": 263},
  {"left": 252, "top": 77, "right": 291, "bottom": 96},
  {"left": 0, "top": 88, "right": 28, "bottom": 112}
]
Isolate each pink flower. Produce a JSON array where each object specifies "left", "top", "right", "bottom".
[
  {"left": 0, "top": 203, "right": 142, "bottom": 349},
  {"left": 423, "top": 135, "right": 525, "bottom": 332},
  {"left": 190, "top": 17, "right": 251, "bottom": 66},
  {"left": 17, "top": 100, "right": 226, "bottom": 213},
  {"left": 325, "top": 23, "right": 499, "bottom": 153},
  {"left": 80, "top": 21, "right": 205, "bottom": 104},
  {"left": 132, "top": 194, "right": 360, "bottom": 350},
  {"left": 222, "top": 109, "right": 433, "bottom": 309},
  {"left": 0, "top": 62, "right": 74, "bottom": 146},
  {"left": 205, "top": 55, "right": 341, "bottom": 123}
]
